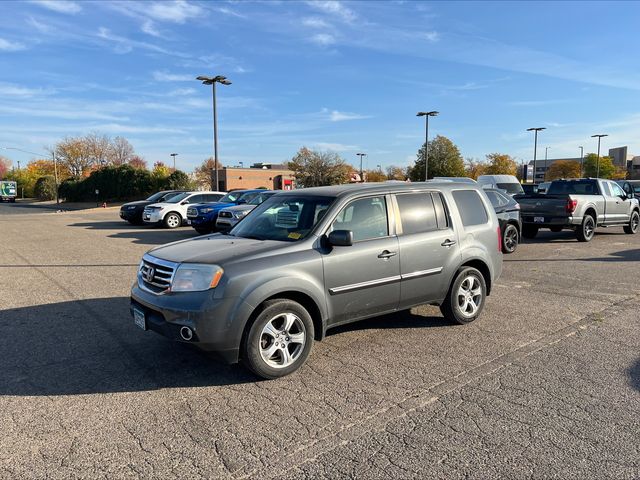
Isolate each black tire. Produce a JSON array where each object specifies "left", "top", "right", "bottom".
[
  {"left": 163, "top": 212, "right": 182, "bottom": 229},
  {"left": 502, "top": 224, "right": 519, "bottom": 254},
  {"left": 522, "top": 224, "right": 539, "bottom": 239},
  {"left": 623, "top": 210, "right": 639, "bottom": 234},
  {"left": 549, "top": 226, "right": 563, "bottom": 233},
  {"left": 195, "top": 227, "right": 211, "bottom": 235},
  {"left": 576, "top": 214, "right": 595, "bottom": 242},
  {"left": 440, "top": 267, "right": 487, "bottom": 325},
  {"left": 242, "top": 299, "right": 314, "bottom": 379}
]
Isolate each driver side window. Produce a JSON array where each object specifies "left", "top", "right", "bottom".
[{"left": 331, "top": 196, "right": 388, "bottom": 242}]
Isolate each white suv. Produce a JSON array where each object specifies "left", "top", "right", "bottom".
[{"left": 143, "top": 191, "right": 225, "bottom": 229}]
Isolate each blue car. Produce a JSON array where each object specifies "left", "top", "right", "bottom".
[{"left": 186, "top": 189, "right": 266, "bottom": 235}]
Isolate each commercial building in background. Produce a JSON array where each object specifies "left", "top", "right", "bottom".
[
  {"left": 524, "top": 146, "right": 636, "bottom": 182},
  {"left": 211, "top": 163, "right": 295, "bottom": 191}
]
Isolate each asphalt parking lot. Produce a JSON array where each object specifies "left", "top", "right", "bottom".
[{"left": 1, "top": 201, "right": 639, "bottom": 479}]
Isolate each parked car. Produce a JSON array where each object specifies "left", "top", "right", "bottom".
[
  {"left": 485, "top": 188, "right": 521, "bottom": 253},
  {"left": 215, "top": 190, "right": 278, "bottom": 232},
  {"left": 616, "top": 180, "right": 640, "bottom": 201},
  {"left": 187, "top": 189, "right": 267, "bottom": 235},
  {"left": 516, "top": 178, "right": 640, "bottom": 241},
  {"left": 142, "top": 191, "right": 225, "bottom": 229},
  {"left": 130, "top": 181, "right": 503, "bottom": 379},
  {"left": 119, "top": 190, "right": 186, "bottom": 224},
  {"left": 477, "top": 175, "right": 524, "bottom": 196}
]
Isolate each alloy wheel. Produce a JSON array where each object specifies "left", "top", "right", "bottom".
[
  {"left": 456, "top": 275, "right": 483, "bottom": 317},
  {"left": 259, "top": 312, "right": 306, "bottom": 369}
]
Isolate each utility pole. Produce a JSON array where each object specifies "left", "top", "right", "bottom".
[
  {"left": 417, "top": 111, "right": 439, "bottom": 180},
  {"left": 527, "top": 127, "right": 546, "bottom": 184},
  {"left": 356, "top": 153, "right": 367, "bottom": 182},
  {"left": 591, "top": 134, "right": 608, "bottom": 178},
  {"left": 170, "top": 153, "right": 178, "bottom": 171}
]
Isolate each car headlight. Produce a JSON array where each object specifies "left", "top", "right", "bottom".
[
  {"left": 233, "top": 211, "right": 249, "bottom": 219},
  {"left": 128, "top": 205, "right": 137, "bottom": 210},
  {"left": 171, "top": 264, "right": 224, "bottom": 292},
  {"left": 201, "top": 207, "right": 214, "bottom": 214}
]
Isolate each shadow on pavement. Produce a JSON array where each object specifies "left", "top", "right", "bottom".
[
  {"left": 328, "top": 309, "right": 452, "bottom": 336},
  {"left": 70, "top": 220, "right": 198, "bottom": 245},
  {"left": 505, "top": 248, "right": 640, "bottom": 263},
  {"left": 628, "top": 358, "right": 640, "bottom": 393}
]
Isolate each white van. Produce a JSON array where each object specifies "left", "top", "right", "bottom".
[{"left": 477, "top": 175, "right": 524, "bottom": 196}]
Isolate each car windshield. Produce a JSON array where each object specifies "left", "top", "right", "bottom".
[
  {"left": 238, "top": 192, "right": 260, "bottom": 203},
  {"left": 219, "top": 192, "right": 243, "bottom": 203},
  {"left": 547, "top": 180, "right": 599, "bottom": 195},
  {"left": 231, "top": 195, "right": 335, "bottom": 241},
  {"left": 165, "top": 192, "right": 190, "bottom": 203},
  {"left": 146, "top": 191, "right": 170, "bottom": 202},
  {"left": 249, "top": 192, "right": 276, "bottom": 205},
  {"left": 496, "top": 183, "right": 524, "bottom": 194}
]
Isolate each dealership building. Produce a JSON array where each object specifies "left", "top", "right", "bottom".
[{"left": 210, "top": 163, "right": 295, "bottom": 191}]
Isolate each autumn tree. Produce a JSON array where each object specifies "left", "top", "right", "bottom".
[
  {"left": 365, "top": 169, "right": 386, "bottom": 182},
  {"left": 546, "top": 160, "right": 581, "bottom": 180},
  {"left": 110, "top": 136, "right": 135, "bottom": 165},
  {"left": 583, "top": 153, "right": 615, "bottom": 179},
  {"left": 409, "top": 135, "right": 465, "bottom": 181},
  {"left": 484, "top": 153, "right": 517, "bottom": 176},
  {"left": 465, "top": 158, "right": 486, "bottom": 180},
  {"left": 194, "top": 157, "right": 223, "bottom": 189},
  {"left": 128, "top": 155, "right": 148, "bottom": 169},
  {"left": 0, "top": 155, "right": 11, "bottom": 179},
  {"left": 386, "top": 165, "right": 407, "bottom": 181},
  {"left": 55, "top": 137, "right": 92, "bottom": 176},
  {"left": 288, "top": 147, "right": 352, "bottom": 187}
]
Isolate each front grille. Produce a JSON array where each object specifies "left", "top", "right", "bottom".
[
  {"left": 139, "top": 255, "right": 177, "bottom": 293},
  {"left": 187, "top": 207, "right": 198, "bottom": 218},
  {"left": 219, "top": 211, "right": 233, "bottom": 218}
]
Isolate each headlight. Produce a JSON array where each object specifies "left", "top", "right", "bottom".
[
  {"left": 128, "top": 205, "right": 137, "bottom": 210},
  {"left": 201, "top": 207, "right": 214, "bottom": 214},
  {"left": 171, "top": 264, "right": 224, "bottom": 292},
  {"left": 233, "top": 211, "right": 249, "bottom": 219}
]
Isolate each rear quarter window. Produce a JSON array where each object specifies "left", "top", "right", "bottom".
[{"left": 451, "top": 190, "right": 489, "bottom": 226}]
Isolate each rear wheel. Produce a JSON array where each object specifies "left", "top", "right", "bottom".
[
  {"left": 502, "top": 224, "right": 519, "bottom": 254},
  {"left": 242, "top": 299, "right": 314, "bottom": 379},
  {"left": 440, "top": 267, "right": 486, "bottom": 325},
  {"left": 576, "top": 214, "right": 595, "bottom": 242},
  {"left": 522, "top": 224, "right": 539, "bottom": 239},
  {"left": 623, "top": 211, "right": 639, "bottom": 234},
  {"left": 163, "top": 212, "right": 182, "bottom": 229}
]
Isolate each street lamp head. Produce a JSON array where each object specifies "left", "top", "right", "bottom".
[
  {"left": 591, "top": 134, "right": 608, "bottom": 138},
  {"left": 527, "top": 127, "right": 546, "bottom": 132},
  {"left": 219, "top": 79, "right": 232, "bottom": 85},
  {"left": 426, "top": 111, "right": 439, "bottom": 116},
  {"left": 416, "top": 112, "right": 426, "bottom": 117},
  {"left": 417, "top": 111, "right": 439, "bottom": 117}
]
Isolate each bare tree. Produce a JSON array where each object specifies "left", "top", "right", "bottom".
[
  {"left": 110, "top": 136, "right": 135, "bottom": 165},
  {"left": 85, "top": 133, "right": 112, "bottom": 167}
]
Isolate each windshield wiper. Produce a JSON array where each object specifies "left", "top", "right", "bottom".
[{"left": 239, "top": 235, "right": 265, "bottom": 241}]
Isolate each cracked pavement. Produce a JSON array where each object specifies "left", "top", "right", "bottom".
[{"left": 0, "top": 203, "right": 639, "bottom": 478}]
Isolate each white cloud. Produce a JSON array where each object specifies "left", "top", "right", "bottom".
[
  {"left": 96, "top": 28, "right": 189, "bottom": 57},
  {"left": 420, "top": 31, "right": 439, "bottom": 42},
  {"left": 141, "top": 20, "right": 161, "bottom": 37},
  {"left": 0, "top": 83, "right": 53, "bottom": 97},
  {"left": 168, "top": 87, "right": 196, "bottom": 96},
  {"left": 216, "top": 7, "right": 246, "bottom": 19},
  {"left": 31, "top": 0, "right": 81, "bottom": 14},
  {"left": 302, "top": 17, "right": 330, "bottom": 28},
  {"left": 153, "top": 71, "right": 193, "bottom": 82},
  {"left": 323, "top": 108, "right": 371, "bottom": 122},
  {"left": 307, "top": 1, "right": 357, "bottom": 23},
  {"left": 508, "top": 99, "right": 574, "bottom": 107},
  {"left": 146, "top": 0, "right": 203, "bottom": 24},
  {"left": 26, "top": 16, "right": 53, "bottom": 33},
  {"left": 314, "top": 142, "right": 359, "bottom": 152},
  {"left": 310, "top": 33, "right": 335, "bottom": 46},
  {"left": 0, "top": 38, "right": 26, "bottom": 52}
]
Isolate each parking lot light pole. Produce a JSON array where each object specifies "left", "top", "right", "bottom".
[
  {"left": 356, "top": 153, "right": 367, "bottom": 182},
  {"left": 579, "top": 146, "right": 584, "bottom": 177},
  {"left": 526, "top": 127, "right": 546, "bottom": 185},
  {"left": 591, "top": 134, "right": 608, "bottom": 178},
  {"left": 544, "top": 147, "right": 550, "bottom": 180},
  {"left": 170, "top": 153, "right": 178, "bottom": 171},
  {"left": 197, "top": 75, "right": 232, "bottom": 191},
  {"left": 1, "top": 146, "right": 59, "bottom": 204},
  {"left": 417, "top": 111, "right": 438, "bottom": 181}
]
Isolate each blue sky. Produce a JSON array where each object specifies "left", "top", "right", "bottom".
[{"left": 1, "top": 0, "right": 639, "bottom": 172}]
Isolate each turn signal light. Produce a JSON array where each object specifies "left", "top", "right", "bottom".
[{"left": 566, "top": 199, "right": 578, "bottom": 214}]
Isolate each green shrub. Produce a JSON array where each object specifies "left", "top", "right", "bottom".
[{"left": 34, "top": 176, "right": 57, "bottom": 200}]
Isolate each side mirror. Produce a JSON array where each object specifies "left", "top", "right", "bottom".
[{"left": 328, "top": 230, "right": 353, "bottom": 247}]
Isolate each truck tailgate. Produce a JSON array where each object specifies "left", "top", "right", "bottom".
[{"left": 517, "top": 195, "right": 568, "bottom": 216}]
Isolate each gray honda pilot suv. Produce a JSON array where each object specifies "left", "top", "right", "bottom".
[{"left": 131, "top": 182, "right": 503, "bottom": 379}]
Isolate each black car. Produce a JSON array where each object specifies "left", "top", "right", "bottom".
[
  {"left": 617, "top": 180, "right": 640, "bottom": 201},
  {"left": 119, "top": 190, "right": 186, "bottom": 224},
  {"left": 485, "top": 188, "right": 522, "bottom": 253}
]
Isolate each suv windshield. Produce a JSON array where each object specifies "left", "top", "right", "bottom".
[
  {"left": 231, "top": 195, "right": 335, "bottom": 241},
  {"left": 165, "top": 192, "right": 190, "bottom": 204},
  {"left": 547, "top": 180, "right": 599, "bottom": 195},
  {"left": 219, "top": 192, "right": 243, "bottom": 203},
  {"left": 146, "top": 191, "right": 170, "bottom": 202},
  {"left": 496, "top": 183, "right": 524, "bottom": 194},
  {"left": 249, "top": 191, "right": 277, "bottom": 205}
]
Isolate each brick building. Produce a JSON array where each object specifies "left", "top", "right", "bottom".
[{"left": 212, "top": 163, "right": 295, "bottom": 191}]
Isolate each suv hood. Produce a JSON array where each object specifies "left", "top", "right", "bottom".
[
  {"left": 122, "top": 200, "right": 151, "bottom": 208},
  {"left": 148, "top": 234, "right": 291, "bottom": 265},
  {"left": 221, "top": 204, "right": 255, "bottom": 214}
]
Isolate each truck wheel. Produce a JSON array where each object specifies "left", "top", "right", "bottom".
[
  {"left": 502, "top": 224, "right": 519, "bottom": 254},
  {"left": 522, "top": 225, "right": 539, "bottom": 239},
  {"left": 549, "top": 226, "right": 563, "bottom": 233},
  {"left": 440, "top": 267, "right": 486, "bottom": 325},
  {"left": 242, "top": 299, "right": 314, "bottom": 379},
  {"left": 576, "top": 214, "right": 595, "bottom": 242},
  {"left": 163, "top": 212, "right": 182, "bottom": 229},
  {"left": 624, "top": 210, "right": 639, "bottom": 234}
]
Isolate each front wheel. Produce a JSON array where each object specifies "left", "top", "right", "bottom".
[
  {"left": 440, "top": 267, "right": 487, "bottom": 325},
  {"left": 242, "top": 299, "right": 314, "bottom": 379},
  {"left": 623, "top": 210, "right": 639, "bottom": 234},
  {"left": 163, "top": 212, "right": 182, "bottom": 229},
  {"left": 576, "top": 215, "right": 595, "bottom": 242},
  {"left": 502, "top": 224, "right": 519, "bottom": 254}
]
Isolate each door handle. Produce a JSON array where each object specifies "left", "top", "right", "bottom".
[
  {"left": 378, "top": 250, "right": 397, "bottom": 259},
  {"left": 441, "top": 239, "right": 457, "bottom": 247}
]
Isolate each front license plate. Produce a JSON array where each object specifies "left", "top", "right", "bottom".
[
  {"left": 133, "top": 307, "right": 146, "bottom": 330},
  {"left": 534, "top": 216, "right": 545, "bottom": 223}
]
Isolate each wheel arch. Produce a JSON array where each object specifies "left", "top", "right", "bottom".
[{"left": 458, "top": 258, "right": 493, "bottom": 296}]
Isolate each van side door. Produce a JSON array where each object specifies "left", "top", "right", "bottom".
[{"left": 393, "top": 192, "right": 461, "bottom": 308}]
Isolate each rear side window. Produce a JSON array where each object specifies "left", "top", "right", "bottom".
[
  {"left": 395, "top": 193, "right": 437, "bottom": 234},
  {"left": 432, "top": 193, "right": 449, "bottom": 229},
  {"left": 452, "top": 190, "right": 489, "bottom": 226}
]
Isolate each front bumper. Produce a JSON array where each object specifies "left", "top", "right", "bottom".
[
  {"left": 130, "top": 283, "right": 254, "bottom": 363},
  {"left": 189, "top": 213, "right": 217, "bottom": 229},
  {"left": 120, "top": 209, "right": 141, "bottom": 221},
  {"left": 215, "top": 217, "right": 238, "bottom": 232},
  {"left": 143, "top": 211, "right": 163, "bottom": 224}
]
